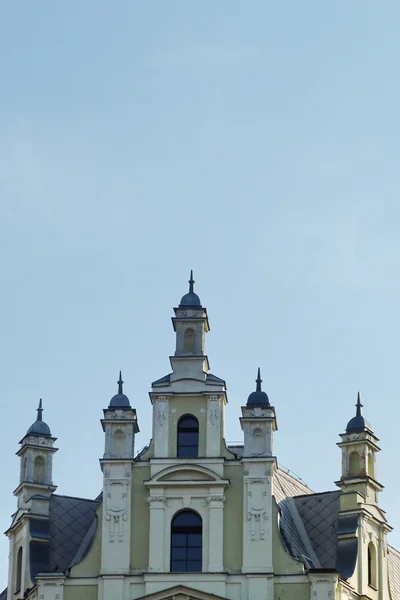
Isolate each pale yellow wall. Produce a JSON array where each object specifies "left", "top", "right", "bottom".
[
  {"left": 64, "top": 585, "right": 97, "bottom": 600},
  {"left": 274, "top": 582, "right": 309, "bottom": 600},
  {"left": 223, "top": 464, "right": 243, "bottom": 570},
  {"left": 131, "top": 464, "right": 151, "bottom": 570},
  {"left": 168, "top": 396, "right": 207, "bottom": 457},
  {"left": 69, "top": 506, "right": 102, "bottom": 578},
  {"left": 272, "top": 501, "right": 304, "bottom": 575}
]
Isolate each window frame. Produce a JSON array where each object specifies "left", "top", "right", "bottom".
[
  {"left": 170, "top": 510, "right": 202, "bottom": 573},
  {"left": 177, "top": 415, "right": 199, "bottom": 459}
]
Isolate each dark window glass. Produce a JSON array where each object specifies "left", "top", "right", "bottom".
[
  {"left": 170, "top": 510, "right": 202, "bottom": 573},
  {"left": 177, "top": 416, "right": 199, "bottom": 458}
]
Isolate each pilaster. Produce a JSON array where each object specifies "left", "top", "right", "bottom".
[
  {"left": 206, "top": 493, "right": 225, "bottom": 571},
  {"left": 206, "top": 395, "right": 225, "bottom": 457},
  {"left": 152, "top": 395, "right": 170, "bottom": 458},
  {"left": 147, "top": 493, "right": 167, "bottom": 572},
  {"left": 242, "top": 459, "right": 276, "bottom": 573},
  {"left": 308, "top": 572, "right": 338, "bottom": 599},
  {"left": 36, "top": 574, "right": 66, "bottom": 600}
]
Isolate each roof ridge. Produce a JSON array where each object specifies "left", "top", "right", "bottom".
[
  {"left": 292, "top": 489, "right": 339, "bottom": 499},
  {"left": 276, "top": 467, "right": 313, "bottom": 491},
  {"left": 52, "top": 493, "right": 100, "bottom": 503},
  {"left": 388, "top": 544, "right": 400, "bottom": 556}
]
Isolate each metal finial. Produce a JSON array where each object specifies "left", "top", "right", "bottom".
[
  {"left": 118, "top": 371, "right": 124, "bottom": 395},
  {"left": 356, "top": 391, "right": 363, "bottom": 416},
  {"left": 37, "top": 398, "right": 43, "bottom": 422},
  {"left": 256, "top": 367, "right": 262, "bottom": 392},
  {"left": 189, "top": 270, "right": 195, "bottom": 294}
]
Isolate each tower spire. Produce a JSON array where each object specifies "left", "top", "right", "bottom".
[
  {"left": 356, "top": 391, "right": 363, "bottom": 416},
  {"left": 189, "top": 269, "right": 195, "bottom": 294},
  {"left": 118, "top": 371, "right": 124, "bottom": 395},
  {"left": 256, "top": 367, "right": 262, "bottom": 392},
  {"left": 37, "top": 398, "right": 43, "bottom": 422}
]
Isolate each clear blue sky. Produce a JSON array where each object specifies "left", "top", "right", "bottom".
[{"left": 2, "top": 1, "right": 400, "bottom": 589}]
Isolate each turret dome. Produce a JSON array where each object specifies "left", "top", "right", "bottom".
[
  {"left": 179, "top": 270, "right": 202, "bottom": 308},
  {"left": 109, "top": 372, "right": 131, "bottom": 408},
  {"left": 26, "top": 399, "right": 52, "bottom": 437},
  {"left": 346, "top": 392, "right": 372, "bottom": 433},
  {"left": 246, "top": 368, "right": 270, "bottom": 407}
]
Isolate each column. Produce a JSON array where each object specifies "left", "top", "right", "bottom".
[
  {"left": 147, "top": 495, "right": 167, "bottom": 572},
  {"left": 153, "top": 396, "right": 169, "bottom": 458},
  {"left": 206, "top": 396, "right": 222, "bottom": 457},
  {"left": 207, "top": 492, "right": 225, "bottom": 571},
  {"left": 101, "top": 467, "right": 131, "bottom": 574},
  {"left": 36, "top": 576, "right": 66, "bottom": 600}
]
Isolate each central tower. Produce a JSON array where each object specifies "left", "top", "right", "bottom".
[{"left": 171, "top": 270, "right": 210, "bottom": 383}]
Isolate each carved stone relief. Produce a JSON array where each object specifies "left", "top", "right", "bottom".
[
  {"left": 246, "top": 478, "right": 269, "bottom": 541},
  {"left": 156, "top": 396, "right": 168, "bottom": 426},
  {"left": 208, "top": 397, "right": 220, "bottom": 425},
  {"left": 105, "top": 478, "right": 129, "bottom": 542}
]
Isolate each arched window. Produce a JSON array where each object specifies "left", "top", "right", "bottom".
[
  {"left": 15, "top": 546, "right": 22, "bottom": 592},
  {"left": 170, "top": 510, "right": 202, "bottom": 572},
  {"left": 34, "top": 456, "right": 45, "bottom": 484},
  {"left": 177, "top": 416, "right": 199, "bottom": 458},
  {"left": 183, "top": 328, "right": 196, "bottom": 353},
  {"left": 349, "top": 451, "right": 360, "bottom": 476},
  {"left": 368, "top": 542, "right": 377, "bottom": 587}
]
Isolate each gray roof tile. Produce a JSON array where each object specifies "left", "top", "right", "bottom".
[
  {"left": 49, "top": 494, "right": 100, "bottom": 572},
  {"left": 293, "top": 491, "right": 340, "bottom": 569},
  {"left": 389, "top": 545, "right": 400, "bottom": 600}
]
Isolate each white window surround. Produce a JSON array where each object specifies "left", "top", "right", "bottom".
[{"left": 145, "top": 464, "right": 229, "bottom": 574}]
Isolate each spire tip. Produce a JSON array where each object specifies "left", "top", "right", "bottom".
[
  {"left": 189, "top": 270, "right": 195, "bottom": 294},
  {"left": 37, "top": 398, "right": 43, "bottom": 421},
  {"left": 256, "top": 367, "right": 262, "bottom": 392},
  {"left": 118, "top": 371, "right": 124, "bottom": 395}
]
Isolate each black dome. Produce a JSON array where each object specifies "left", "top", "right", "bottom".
[
  {"left": 109, "top": 393, "right": 131, "bottom": 408},
  {"left": 346, "top": 393, "right": 372, "bottom": 433},
  {"left": 179, "top": 292, "right": 201, "bottom": 307},
  {"left": 109, "top": 372, "right": 131, "bottom": 409},
  {"left": 246, "top": 368, "right": 270, "bottom": 407},
  {"left": 27, "top": 400, "right": 51, "bottom": 437},
  {"left": 179, "top": 270, "right": 202, "bottom": 308}
]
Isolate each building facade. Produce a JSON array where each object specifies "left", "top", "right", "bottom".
[{"left": 3, "top": 274, "right": 400, "bottom": 600}]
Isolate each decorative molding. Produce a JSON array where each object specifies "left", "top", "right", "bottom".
[
  {"left": 147, "top": 496, "right": 167, "bottom": 505},
  {"left": 206, "top": 495, "right": 226, "bottom": 504},
  {"left": 156, "top": 396, "right": 168, "bottom": 426},
  {"left": 105, "top": 478, "right": 129, "bottom": 542},
  {"left": 246, "top": 477, "right": 269, "bottom": 541},
  {"left": 208, "top": 396, "right": 220, "bottom": 426}
]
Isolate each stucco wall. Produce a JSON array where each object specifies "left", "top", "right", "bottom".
[
  {"left": 223, "top": 463, "right": 243, "bottom": 570},
  {"left": 274, "top": 582, "right": 310, "bottom": 600},
  {"left": 271, "top": 501, "right": 304, "bottom": 575},
  {"left": 64, "top": 584, "right": 97, "bottom": 600},
  {"left": 69, "top": 506, "right": 102, "bottom": 578},
  {"left": 131, "top": 463, "right": 151, "bottom": 570}
]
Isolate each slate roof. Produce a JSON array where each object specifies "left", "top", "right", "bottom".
[
  {"left": 0, "top": 588, "right": 6, "bottom": 600},
  {"left": 48, "top": 494, "right": 100, "bottom": 572},
  {"left": 293, "top": 491, "right": 341, "bottom": 569},
  {"left": 389, "top": 545, "right": 400, "bottom": 600}
]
